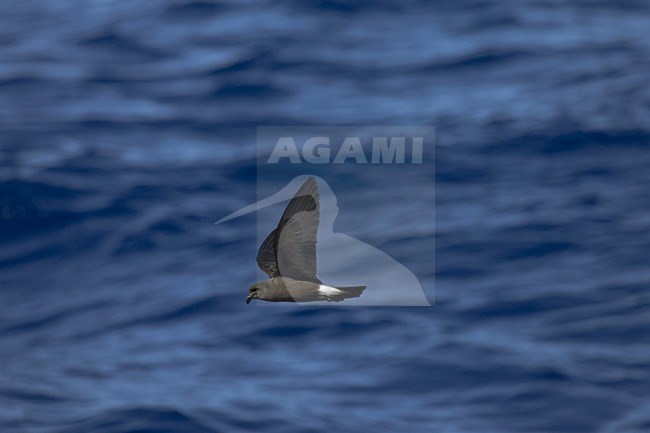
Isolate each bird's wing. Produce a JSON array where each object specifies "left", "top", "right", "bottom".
[
  {"left": 256, "top": 228, "right": 280, "bottom": 278},
  {"left": 256, "top": 177, "right": 321, "bottom": 283}
]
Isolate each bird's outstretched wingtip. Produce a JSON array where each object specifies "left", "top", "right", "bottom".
[{"left": 214, "top": 176, "right": 319, "bottom": 225}]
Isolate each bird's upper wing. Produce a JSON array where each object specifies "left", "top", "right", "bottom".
[
  {"left": 256, "top": 228, "right": 280, "bottom": 278},
  {"left": 256, "top": 177, "right": 321, "bottom": 283}
]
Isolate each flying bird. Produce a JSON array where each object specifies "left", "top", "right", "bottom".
[{"left": 247, "top": 177, "right": 366, "bottom": 304}]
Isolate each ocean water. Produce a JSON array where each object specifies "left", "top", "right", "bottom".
[{"left": 2, "top": 1, "right": 650, "bottom": 432}]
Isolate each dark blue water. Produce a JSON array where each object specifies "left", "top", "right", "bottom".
[{"left": 2, "top": 1, "right": 650, "bottom": 432}]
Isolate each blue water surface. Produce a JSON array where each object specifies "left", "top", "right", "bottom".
[{"left": 1, "top": 1, "right": 650, "bottom": 432}]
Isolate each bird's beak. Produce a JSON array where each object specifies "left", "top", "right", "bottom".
[{"left": 246, "top": 293, "right": 255, "bottom": 304}]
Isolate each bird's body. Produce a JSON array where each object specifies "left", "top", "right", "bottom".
[
  {"left": 246, "top": 177, "right": 366, "bottom": 304},
  {"left": 247, "top": 277, "right": 366, "bottom": 303}
]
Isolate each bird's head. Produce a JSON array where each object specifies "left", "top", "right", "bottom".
[{"left": 246, "top": 283, "right": 266, "bottom": 304}]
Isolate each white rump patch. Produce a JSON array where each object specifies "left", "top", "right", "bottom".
[{"left": 318, "top": 285, "right": 341, "bottom": 297}]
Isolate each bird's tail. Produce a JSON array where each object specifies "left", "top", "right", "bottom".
[{"left": 332, "top": 285, "right": 366, "bottom": 301}]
